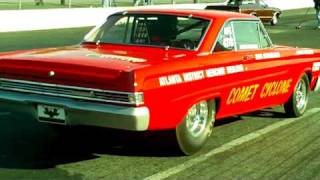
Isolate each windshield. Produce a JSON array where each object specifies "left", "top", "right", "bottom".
[{"left": 83, "top": 13, "right": 210, "bottom": 50}]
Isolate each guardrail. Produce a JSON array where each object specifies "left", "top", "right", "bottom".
[{"left": 0, "top": 0, "right": 314, "bottom": 33}]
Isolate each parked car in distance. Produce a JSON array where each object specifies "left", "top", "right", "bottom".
[
  {"left": 0, "top": 9, "right": 319, "bottom": 155},
  {"left": 206, "top": 0, "right": 282, "bottom": 25}
]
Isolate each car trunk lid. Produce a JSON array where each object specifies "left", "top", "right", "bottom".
[{"left": 0, "top": 47, "right": 152, "bottom": 91}]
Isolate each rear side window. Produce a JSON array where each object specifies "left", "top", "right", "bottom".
[
  {"left": 214, "top": 22, "right": 236, "bottom": 52},
  {"left": 228, "top": 0, "right": 256, "bottom": 5},
  {"left": 213, "top": 20, "right": 272, "bottom": 52}
]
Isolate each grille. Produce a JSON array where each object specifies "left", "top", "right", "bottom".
[{"left": 0, "top": 78, "right": 134, "bottom": 105}]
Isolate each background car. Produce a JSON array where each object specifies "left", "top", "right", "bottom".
[{"left": 206, "top": 0, "right": 282, "bottom": 25}]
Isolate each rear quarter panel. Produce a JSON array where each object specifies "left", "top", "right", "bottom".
[{"left": 136, "top": 48, "right": 320, "bottom": 130}]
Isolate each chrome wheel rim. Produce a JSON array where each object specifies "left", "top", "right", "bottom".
[
  {"left": 295, "top": 79, "right": 307, "bottom": 112},
  {"left": 185, "top": 101, "right": 208, "bottom": 137}
]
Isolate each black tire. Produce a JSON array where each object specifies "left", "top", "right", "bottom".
[
  {"left": 284, "top": 74, "right": 309, "bottom": 117},
  {"left": 175, "top": 100, "right": 215, "bottom": 155}
]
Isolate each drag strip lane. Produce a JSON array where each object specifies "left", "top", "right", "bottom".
[{"left": 144, "top": 108, "right": 320, "bottom": 180}]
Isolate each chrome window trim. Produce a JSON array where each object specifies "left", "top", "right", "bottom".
[
  {"left": 258, "top": 21, "right": 273, "bottom": 47},
  {"left": 0, "top": 78, "right": 142, "bottom": 105},
  {"left": 231, "top": 21, "right": 237, "bottom": 51}
]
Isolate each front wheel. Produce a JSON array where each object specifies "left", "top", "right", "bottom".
[
  {"left": 175, "top": 100, "right": 215, "bottom": 155},
  {"left": 271, "top": 13, "right": 279, "bottom": 26},
  {"left": 284, "top": 74, "right": 309, "bottom": 117}
]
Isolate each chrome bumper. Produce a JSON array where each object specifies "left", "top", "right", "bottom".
[{"left": 0, "top": 90, "right": 149, "bottom": 131}]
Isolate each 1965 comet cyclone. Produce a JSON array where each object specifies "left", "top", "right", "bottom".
[{"left": 0, "top": 9, "right": 319, "bottom": 155}]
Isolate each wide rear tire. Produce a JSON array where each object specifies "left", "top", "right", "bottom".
[
  {"left": 175, "top": 100, "right": 215, "bottom": 155},
  {"left": 284, "top": 74, "right": 309, "bottom": 117}
]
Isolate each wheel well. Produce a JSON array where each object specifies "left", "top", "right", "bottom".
[
  {"left": 206, "top": 97, "right": 221, "bottom": 119},
  {"left": 214, "top": 98, "right": 221, "bottom": 115}
]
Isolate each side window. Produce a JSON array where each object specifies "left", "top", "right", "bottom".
[
  {"left": 214, "top": 22, "right": 236, "bottom": 52},
  {"left": 213, "top": 20, "right": 272, "bottom": 52},
  {"left": 233, "top": 21, "right": 260, "bottom": 50},
  {"left": 241, "top": 0, "right": 256, "bottom": 5}
]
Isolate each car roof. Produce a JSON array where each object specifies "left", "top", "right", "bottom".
[{"left": 117, "top": 9, "right": 257, "bottom": 21}]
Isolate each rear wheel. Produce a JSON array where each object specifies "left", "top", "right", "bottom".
[
  {"left": 284, "top": 74, "right": 309, "bottom": 117},
  {"left": 175, "top": 100, "right": 215, "bottom": 155}
]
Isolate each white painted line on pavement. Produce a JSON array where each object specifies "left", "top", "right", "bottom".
[{"left": 144, "top": 108, "right": 320, "bottom": 180}]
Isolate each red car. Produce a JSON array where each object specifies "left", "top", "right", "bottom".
[{"left": 0, "top": 9, "right": 319, "bottom": 155}]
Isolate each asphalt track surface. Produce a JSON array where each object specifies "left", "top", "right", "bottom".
[
  {"left": 0, "top": 8, "right": 320, "bottom": 180},
  {"left": 0, "top": 93, "right": 319, "bottom": 180}
]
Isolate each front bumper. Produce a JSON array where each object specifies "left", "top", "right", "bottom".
[{"left": 0, "top": 90, "right": 149, "bottom": 131}]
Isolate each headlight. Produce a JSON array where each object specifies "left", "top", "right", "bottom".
[{"left": 128, "top": 92, "right": 144, "bottom": 106}]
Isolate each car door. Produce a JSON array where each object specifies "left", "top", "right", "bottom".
[
  {"left": 254, "top": 0, "right": 275, "bottom": 22},
  {"left": 207, "top": 20, "right": 293, "bottom": 118}
]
